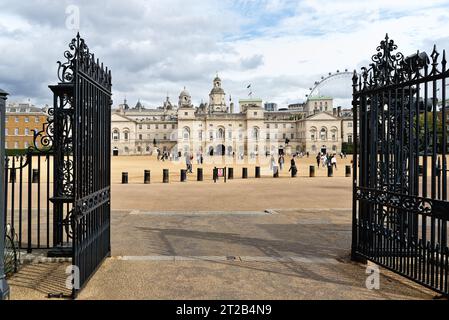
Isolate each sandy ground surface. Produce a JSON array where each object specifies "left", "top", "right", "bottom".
[{"left": 5, "top": 156, "right": 446, "bottom": 300}]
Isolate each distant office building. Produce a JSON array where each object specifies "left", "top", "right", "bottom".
[
  {"left": 264, "top": 102, "right": 278, "bottom": 112},
  {"left": 5, "top": 103, "right": 48, "bottom": 150}
]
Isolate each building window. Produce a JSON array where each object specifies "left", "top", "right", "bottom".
[
  {"left": 15, "top": 117, "right": 19, "bottom": 123},
  {"left": 14, "top": 128, "right": 19, "bottom": 136},
  {"left": 124, "top": 132, "right": 129, "bottom": 141},
  {"left": 35, "top": 116, "right": 39, "bottom": 123},
  {"left": 112, "top": 130, "right": 119, "bottom": 141},
  {"left": 266, "top": 133, "right": 270, "bottom": 140},
  {"left": 320, "top": 128, "right": 327, "bottom": 141},
  {"left": 348, "top": 135, "right": 353, "bottom": 144},
  {"left": 291, "top": 133, "right": 294, "bottom": 139},
  {"left": 25, "top": 117, "right": 29, "bottom": 123},
  {"left": 25, "top": 128, "right": 29, "bottom": 136},
  {"left": 275, "top": 124, "right": 278, "bottom": 129},
  {"left": 348, "top": 122, "right": 353, "bottom": 128},
  {"left": 198, "top": 131, "right": 202, "bottom": 140},
  {"left": 172, "top": 124, "right": 176, "bottom": 129},
  {"left": 138, "top": 124, "right": 142, "bottom": 130},
  {"left": 137, "top": 146, "right": 141, "bottom": 152},
  {"left": 139, "top": 134, "right": 143, "bottom": 140},
  {"left": 5, "top": 128, "right": 8, "bottom": 136},
  {"left": 252, "top": 127, "right": 259, "bottom": 140},
  {"left": 228, "top": 131, "right": 232, "bottom": 139},
  {"left": 217, "top": 128, "right": 225, "bottom": 139},
  {"left": 24, "top": 142, "right": 29, "bottom": 148},
  {"left": 164, "top": 124, "right": 167, "bottom": 129},
  {"left": 147, "top": 125, "right": 151, "bottom": 129},
  {"left": 155, "top": 124, "right": 159, "bottom": 130},
  {"left": 183, "top": 127, "right": 190, "bottom": 140},
  {"left": 14, "top": 142, "right": 19, "bottom": 149},
  {"left": 184, "top": 112, "right": 188, "bottom": 116},
  {"left": 254, "top": 112, "right": 257, "bottom": 116}
]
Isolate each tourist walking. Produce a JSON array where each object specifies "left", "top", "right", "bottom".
[
  {"left": 278, "top": 155, "right": 285, "bottom": 171},
  {"left": 316, "top": 154, "right": 320, "bottom": 168},
  {"left": 186, "top": 153, "right": 193, "bottom": 173},
  {"left": 331, "top": 155, "right": 338, "bottom": 170},
  {"left": 271, "top": 155, "right": 278, "bottom": 176},
  {"left": 289, "top": 157, "right": 297, "bottom": 177}
]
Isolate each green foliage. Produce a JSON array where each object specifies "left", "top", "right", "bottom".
[{"left": 342, "top": 142, "right": 354, "bottom": 155}]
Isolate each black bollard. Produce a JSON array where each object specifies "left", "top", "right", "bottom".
[
  {"left": 32, "top": 169, "right": 39, "bottom": 183},
  {"left": 228, "top": 167, "right": 234, "bottom": 180},
  {"left": 180, "top": 169, "right": 187, "bottom": 182},
  {"left": 345, "top": 165, "right": 351, "bottom": 177},
  {"left": 273, "top": 168, "right": 279, "bottom": 178},
  {"left": 121, "top": 172, "right": 128, "bottom": 184},
  {"left": 242, "top": 167, "right": 248, "bottom": 179},
  {"left": 10, "top": 170, "right": 16, "bottom": 183},
  {"left": 309, "top": 166, "right": 315, "bottom": 177},
  {"left": 144, "top": 170, "right": 151, "bottom": 184},
  {"left": 328, "top": 165, "right": 333, "bottom": 177},
  {"left": 255, "top": 166, "right": 261, "bottom": 178},
  {"left": 197, "top": 168, "right": 203, "bottom": 181},
  {"left": 163, "top": 169, "right": 169, "bottom": 183}
]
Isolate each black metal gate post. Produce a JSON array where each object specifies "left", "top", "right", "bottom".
[
  {"left": 48, "top": 84, "right": 74, "bottom": 254},
  {"left": 352, "top": 34, "right": 449, "bottom": 297},
  {"left": 0, "top": 89, "right": 10, "bottom": 300}
]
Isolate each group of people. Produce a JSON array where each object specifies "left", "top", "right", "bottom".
[
  {"left": 316, "top": 153, "right": 338, "bottom": 170},
  {"left": 157, "top": 150, "right": 171, "bottom": 161}
]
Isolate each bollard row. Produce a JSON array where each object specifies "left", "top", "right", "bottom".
[{"left": 120, "top": 165, "right": 352, "bottom": 184}]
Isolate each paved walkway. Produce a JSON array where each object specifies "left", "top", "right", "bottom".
[
  {"left": 7, "top": 178, "right": 437, "bottom": 300},
  {"left": 76, "top": 208, "right": 434, "bottom": 300}
]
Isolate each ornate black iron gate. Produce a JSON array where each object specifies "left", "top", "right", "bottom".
[
  {"left": 352, "top": 35, "right": 449, "bottom": 297},
  {"left": 52, "top": 34, "right": 112, "bottom": 297}
]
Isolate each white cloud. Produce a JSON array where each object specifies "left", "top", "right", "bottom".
[{"left": 0, "top": 0, "right": 448, "bottom": 109}]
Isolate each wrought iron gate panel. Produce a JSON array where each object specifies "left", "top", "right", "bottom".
[
  {"left": 352, "top": 35, "right": 449, "bottom": 296},
  {"left": 4, "top": 152, "right": 54, "bottom": 252},
  {"left": 54, "top": 34, "right": 112, "bottom": 297}
]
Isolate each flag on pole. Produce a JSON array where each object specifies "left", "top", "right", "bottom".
[{"left": 247, "top": 84, "right": 251, "bottom": 89}]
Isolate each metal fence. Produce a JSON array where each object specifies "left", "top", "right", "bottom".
[{"left": 352, "top": 35, "right": 449, "bottom": 297}]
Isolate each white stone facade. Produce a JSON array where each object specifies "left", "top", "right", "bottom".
[{"left": 111, "top": 76, "right": 353, "bottom": 157}]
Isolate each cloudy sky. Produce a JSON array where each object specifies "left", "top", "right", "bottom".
[{"left": 0, "top": 0, "right": 449, "bottom": 109}]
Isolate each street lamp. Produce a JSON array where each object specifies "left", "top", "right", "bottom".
[{"left": 0, "top": 88, "right": 10, "bottom": 300}]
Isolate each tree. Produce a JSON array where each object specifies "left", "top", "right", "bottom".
[{"left": 417, "top": 113, "right": 444, "bottom": 154}]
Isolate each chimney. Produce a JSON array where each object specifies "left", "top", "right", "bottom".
[
  {"left": 337, "top": 106, "right": 341, "bottom": 118},
  {"left": 230, "top": 102, "right": 234, "bottom": 114},
  {"left": 333, "top": 108, "right": 337, "bottom": 117}
]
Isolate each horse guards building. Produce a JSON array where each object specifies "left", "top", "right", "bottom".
[{"left": 111, "top": 75, "right": 353, "bottom": 158}]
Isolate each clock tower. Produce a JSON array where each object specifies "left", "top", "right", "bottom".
[{"left": 209, "top": 75, "right": 227, "bottom": 113}]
